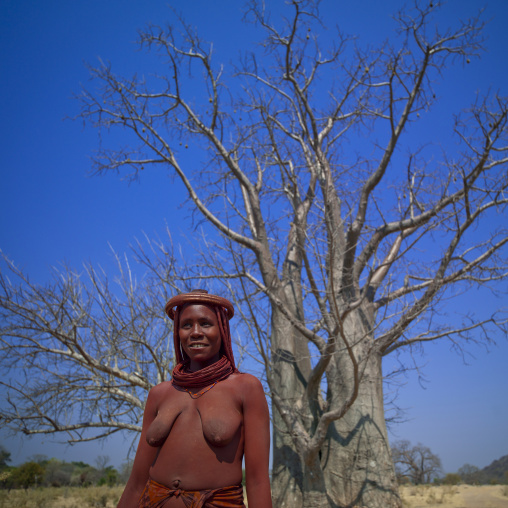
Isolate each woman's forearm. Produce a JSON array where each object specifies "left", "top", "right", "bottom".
[{"left": 246, "top": 477, "right": 273, "bottom": 508}]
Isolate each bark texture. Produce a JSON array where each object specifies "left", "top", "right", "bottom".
[
  {"left": 323, "top": 354, "right": 400, "bottom": 507},
  {"left": 271, "top": 308, "right": 309, "bottom": 507}
]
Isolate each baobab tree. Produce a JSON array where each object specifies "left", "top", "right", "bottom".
[
  {"left": 391, "top": 440, "right": 443, "bottom": 485},
  {"left": 1, "top": 1, "right": 507, "bottom": 507}
]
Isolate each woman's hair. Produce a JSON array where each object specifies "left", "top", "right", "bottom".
[{"left": 165, "top": 289, "right": 236, "bottom": 370}]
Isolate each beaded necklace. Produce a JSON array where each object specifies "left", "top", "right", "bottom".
[{"left": 182, "top": 380, "right": 218, "bottom": 399}]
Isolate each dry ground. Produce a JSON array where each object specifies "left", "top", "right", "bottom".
[
  {"left": 0, "top": 485, "right": 250, "bottom": 508},
  {"left": 0, "top": 486, "right": 123, "bottom": 508},
  {"left": 400, "top": 484, "right": 508, "bottom": 508},
  {"left": 0, "top": 484, "right": 507, "bottom": 507}
]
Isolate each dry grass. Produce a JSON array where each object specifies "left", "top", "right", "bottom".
[
  {"left": 0, "top": 486, "right": 124, "bottom": 508},
  {"left": 0, "top": 484, "right": 507, "bottom": 507},
  {"left": 400, "top": 484, "right": 508, "bottom": 508}
]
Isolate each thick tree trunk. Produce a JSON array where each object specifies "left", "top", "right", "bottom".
[
  {"left": 273, "top": 349, "right": 400, "bottom": 508},
  {"left": 323, "top": 350, "right": 401, "bottom": 507},
  {"left": 272, "top": 298, "right": 401, "bottom": 507}
]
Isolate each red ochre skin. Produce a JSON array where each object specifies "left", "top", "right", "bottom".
[{"left": 117, "top": 304, "right": 272, "bottom": 508}]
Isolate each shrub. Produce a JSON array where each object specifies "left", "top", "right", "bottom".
[
  {"left": 98, "top": 467, "right": 118, "bottom": 487},
  {"left": 10, "top": 462, "right": 45, "bottom": 489},
  {"left": 442, "top": 473, "right": 461, "bottom": 485}
]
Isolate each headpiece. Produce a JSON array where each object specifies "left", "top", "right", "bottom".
[{"left": 165, "top": 289, "right": 234, "bottom": 320}]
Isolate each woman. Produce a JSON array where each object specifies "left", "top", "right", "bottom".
[{"left": 118, "top": 289, "right": 272, "bottom": 508}]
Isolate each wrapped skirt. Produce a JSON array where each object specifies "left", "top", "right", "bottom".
[{"left": 138, "top": 477, "right": 245, "bottom": 508}]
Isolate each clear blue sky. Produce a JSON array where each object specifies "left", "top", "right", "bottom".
[{"left": 1, "top": 0, "right": 507, "bottom": 474}]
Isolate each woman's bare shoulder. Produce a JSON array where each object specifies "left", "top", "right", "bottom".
[
  {"left": 230, "top": 372, "right": 265, "bottom": 394},
  {"left": 147, "top": 380, "right": 174, "bottom": 402}
]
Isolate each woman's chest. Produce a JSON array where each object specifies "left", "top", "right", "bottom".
[{"left": 146, "top": 387, "right": 243, "bottom": 448}]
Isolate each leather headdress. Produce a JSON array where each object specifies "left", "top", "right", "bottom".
[
  {"left": 166, "top": 289, "right": 237, "bottom": 388},
  {"left": 165, "top": 290, "right": 234, "bottom": 320}
]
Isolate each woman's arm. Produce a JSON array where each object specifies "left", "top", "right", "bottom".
[
  {"left": 117, "top": 384, "right": 164, "bottom": 508},
  {"left": 242, "top": 374, "right": 272, "bottom": 508}
]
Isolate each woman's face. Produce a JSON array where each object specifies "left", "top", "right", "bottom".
[{"left": 179, "top": 304, "right": 222, "bottom": 370}]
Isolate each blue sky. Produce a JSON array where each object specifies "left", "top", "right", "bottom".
[{"left": 1, "top": 0, "right": 507, "bottom": 474}]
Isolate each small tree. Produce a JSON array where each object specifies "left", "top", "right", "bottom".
[
  {"left": 391, "top": 440, "right": 443, "bottom": 484},
  {"left": 442, "top": 473, "right": 461, "bottom": 485},
  {"left": 43, "top": 459, "right": 73, "bottom": 487},
  {"left": 458, "top": 463, "right": 482, "bottom": 485},
  {"left": 78, "top": 465, "right": 100, "bottom": 487},
  {"left": 99, "top": 466, "right": 119, "bottom": 487},
  {"left": 10, "top": 462, "right": 45, "bottom": 489}
]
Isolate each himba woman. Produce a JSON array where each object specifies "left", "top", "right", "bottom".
[{"left": 118, "top": 289, "right": 272, "bottom": 508}]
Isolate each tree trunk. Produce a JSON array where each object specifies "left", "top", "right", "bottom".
[
  {"left": 271, "top": 305, "right": 310, "bottom": 507},
  {"left": 273, "top": 348, "right": 400, "bottom": 508},
  {"left": 272, "top": 298, "right": 401, "bottom": 507},
  {"left": 272, "top": 410, "right": 304, "bottom": 507},
  {"left": 323, "top": 348, "right": 401, "bottom": 507},
  {"left": 302, "top": 454, "right": 330, "bottom": 508}
]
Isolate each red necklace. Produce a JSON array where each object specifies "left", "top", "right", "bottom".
[{"left": 171, "top": 356, "right": 233, "bottom": 389}]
